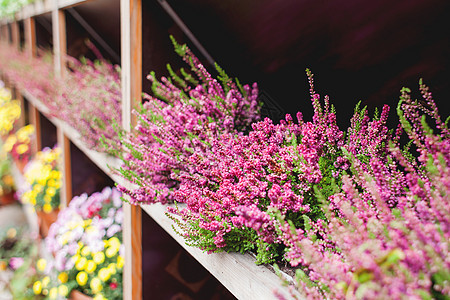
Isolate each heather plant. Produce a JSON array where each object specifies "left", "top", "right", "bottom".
[
  {"left": 0, "top": 42, "right": 121, "bottom": 154},
  {"left": 112, "top": 36, "right": 261, "bottom": 204},
  {"left": 61, "top": 51, "right": 122, "bottom": 153},
  {"left": 0, "top": 43, "right": 60, "bottom": 107},
  {"left": 166, "top": 69, "right": 355, "bottom": 263},
  {"left": 273, "top": 81, "right": 449, "bottom": 299}
]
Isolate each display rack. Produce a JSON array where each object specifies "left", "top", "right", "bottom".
[{"left": 0, "top": 1, "right": 299, "bottom": 299}]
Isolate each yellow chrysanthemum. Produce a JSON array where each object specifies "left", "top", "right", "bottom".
[
  {"left": 76, "top": 271, "right": 88, "bottom": 286},
  {"left": 117, "top": 255, "right": 124, "bottom": 269},
  {"left": 50, "top": 170, "right": 60, "bottom": 179},
  {"left": 108, "top": 263, "right": 117, "bottom": 275},
  {"left": 46, "top": 187, "right": 56, "bottom": 197},
  {"left": 33, "top": 184, "right": 43, "bottom": 193},
  {"left": 81, "top": 246, "right": 91, "bottom": 257},
  {"left": 49, "top": 287, "right": 58, "bottom": 299},
  {"left": 98, "top": 268, "right": 111, "bottom": 282},
  {"left": 93, "top": 294, "right": 106, "bottom": 300},
  {"left": 77, "top": 241, "right": 84, "bottom": 252},
  {"left": 93, "top": 252, "right": 105, "bottom": 264},
  {"left": 15, "top": 143, "right": 29, "bottom": 155},
  {"left": 108, "top": 237, "right": 121, "bottom": 248},
  {"left": 90, "top": 277, "right": 103, "bottom": 293},
  {"left": 75, "top": 257, "right": 87, "bottom": 270},
  {"left": 105, "top": 246, "right": 118, "bottom": 258},
  {"left": 42, "top": 276, "right": 50, "bottom": 287},
  {"left": 71, "top": 254, "right": 81, "bottom": 264},
  {"left": 58, "top": 272, "right": 68, "bottom": 283},
  {"left": 86, "top": 260, "right": 97, "bottom": 273},
  {"left": 43, "top": 194, "right": 52, "bottom": 203},
  {"left": 58, "top": 284, "right": 69, "bottom": 297},
  {"left": 33, "top": 281, "right": 42, "bottom": 294},
  {"left": 36, "top": 258, "right": 47, "bottom": 272},
  {"left": 43, "top": 203, "right": 53, "bottom": 213}
]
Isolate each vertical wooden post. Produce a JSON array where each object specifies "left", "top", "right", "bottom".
[
  {"left": 53, "top": 5, "right": 71, "bottom": 206},
  {"left": 56, "top": 128, "right": 71, "bottom": 208},
  {"left": 1, "top": 25, "right": 8, "bottom": 42},
  {"left": 29, "top": 104, "right": 41, "bottom": 153},
  {"left": 24, "top": 17, "right": 41, "bottom": 153},
  {"left": 11, "top": 21, "right": 20, "bottom": 48},
  {"left": 10, "top": 21, "right": 26, "bottom": 128},
  {"left": 52, "top": 7, "right": 66, "bottom": 75},
  {"left": 24, "top": 18, "right": 36, "bottom": 57},
  {"left": 121, "top": 0, "right": 142, "bottom": 299}
]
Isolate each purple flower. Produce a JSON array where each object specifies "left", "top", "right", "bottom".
[{"left": 9, "top": 257, "right": 24, "bottom": 270}]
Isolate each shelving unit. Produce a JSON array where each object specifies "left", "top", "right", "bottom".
[{"left": 0, "top": 1, "right": 298, "bottom": 299}]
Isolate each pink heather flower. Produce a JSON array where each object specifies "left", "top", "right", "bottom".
[
  {"left": 8, "top": 257, "right": 24, "bottom": 270},
  {"left": 0, "top": 43, "right": 121, "bottom": 154},
  {"left": 115, "top": 40, "right": 261, "bottom": 205}
]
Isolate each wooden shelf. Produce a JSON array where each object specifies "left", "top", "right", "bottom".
[
  {"left": 1, "top": 1, "right": 300, "bottom": 299},
  {"left": 19, "top": 84, "right": 299, "bottom": 300},
  {"left": 142, "top": 204, "right": 299, "bottom": 300},
  {"left": 17, "top": 0, "right": 53, "bottom": 20},
  {"left": 21, "top": 89, "right": 123, "bottom": 185},
  {"left": 16, "top": 0, "right": 90, "bottom": 20}
]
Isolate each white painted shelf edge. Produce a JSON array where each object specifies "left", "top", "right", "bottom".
[
  {"left": 21, "top": 89, "right": 124, "bottom": 185},
  {"left": 16, "top": 0, "right": 90, "bottom": 20},
  {"left": 142, "top": 203, "right": 302, "bottom": 300},
  {"left": 20, "top": 88, "right": 303, "bottom": 300}
]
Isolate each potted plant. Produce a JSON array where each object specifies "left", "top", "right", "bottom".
[
  {"left": 34, "top": 187, "right": 124, "bottom": 300},
  {"left": 2, "top": 124, "right": 35, "bottom": 172},
  {"left": 21, "top": 146, "right": 61, "bottom": 237}
]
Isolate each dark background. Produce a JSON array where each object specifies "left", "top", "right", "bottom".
[{"left": 144, "top": 0, "right": 450, "bottom": 127}]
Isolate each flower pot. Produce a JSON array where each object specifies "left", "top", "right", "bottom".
[
  {"left": 36, "top": 209, "right": 59, "bottom": 238},
  {"left": 0, "top": 190, "right": 15, "bottom": 206},
  {"left": 70, "top": 290, "right": 93, "bottom": 300}
]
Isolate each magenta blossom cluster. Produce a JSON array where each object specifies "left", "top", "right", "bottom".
[
  {"left": 0, "top": 43, "right": 60, "bottom": 105},
  {"left": 0, "top": 43, "right": 121, "bottom": 154},
  {"left": 165, "top": 70, "right": 395, "bottom": 263},
  {"left": 274, "top": 81, "right": 449, "bottom": 299},
  {"left": 115, "top": 38, "right": 260, "bottom": 204},
  {"left": 59, "top": 54, "right": 121, "bottom": 152}
]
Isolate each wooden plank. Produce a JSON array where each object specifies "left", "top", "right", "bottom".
[
  {"left": 11, "top": 21, "right": 20, "bottom": 48},
  {"left": 21, "top": 89, "right": 124, "bottom": 185},
  {"left": 52, "top": 9, "right": 66, "bottom": 75},
  {"left": 121, "top": 0, "right": 142, "bottom": 299},
  {"left": 16, "top": 93, "right": 26, "bottom": 128},
  {"left": 52, "top": 7, "right": 72, "bottom": 205},
  {"left": 141, "top": 204, "right": 302, "bottom": 300},
  {"left": 0, "top": 25, "right": 8, "bottom": 42},
  {"left": 57, "top": 128, "right": 72, "bottom": 207},
  {"left": 24, "top": 17, "right": 36, "bottom": 57},
  {"left": 29, "top": 104, "right": 42, "bottom": 153},
  {"left": 17, "top": 0, "right": 53, "bottom": 20},
  {"left": 57, "top": 0, "right": 90, "bottom": 9}
]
